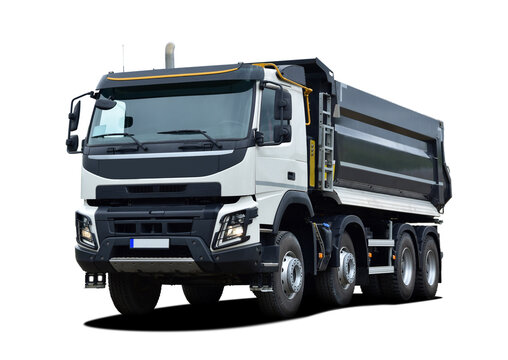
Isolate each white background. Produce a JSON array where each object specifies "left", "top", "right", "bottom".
[{"left": 1, "top": 0, "right": 506, "bottom": 358}]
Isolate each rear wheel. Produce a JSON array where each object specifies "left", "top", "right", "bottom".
[
  {"left": 255, "top": 231, "right": 304, "bottom": 318},
  {"left": 109, "top": 273, "right": 161, "bottom": 315},
  {"left": 182, "top": 284, "right": 224, "bottom": 305},
  {"left": 413, "top": 236, "right": 440, "bottom": 299},
  {"left": 379, "top": 232, "right": 416, "bottom": 302},
  {"left": 315, "top": 231, "right": 356, "bottom": 306}
]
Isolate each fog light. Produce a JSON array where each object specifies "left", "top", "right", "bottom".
[
  {"left": 81, "top": 226, "right": 92, "bottom": 241},
  {"left": 214, "top": 211, "right": 248, "bottom": 249},
  {"left": 225, "top": 225, "right": 244, "bottom": 239},
  {"left": 76, "top": 212, "right": 98, "bottom": 250}
]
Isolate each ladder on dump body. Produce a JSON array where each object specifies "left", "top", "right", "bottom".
[{"left": 318, "top": 92, "right": 334, "bottom": 191}]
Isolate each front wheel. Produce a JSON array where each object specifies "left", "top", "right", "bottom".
[
  {"left": 255, "top": 231, "right": 304, "bottom": 318},
  {"left": 109, "top": 273, "right": 161, "bottom": 315}
]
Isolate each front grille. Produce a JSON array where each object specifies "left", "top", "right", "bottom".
[
  {"left": 111, "top": 219, "right": 192, "bottom": 235},
  {"left": 126, "top": 184, "right": 186, "bottom": 194}
]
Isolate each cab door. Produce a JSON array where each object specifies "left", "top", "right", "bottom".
[{"left": 255, "top": 81, "right": 308, "bottom": 227}]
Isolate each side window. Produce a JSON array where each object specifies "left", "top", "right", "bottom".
[{"left": 259, "top": 88, "right": 276, "bottom": 143}]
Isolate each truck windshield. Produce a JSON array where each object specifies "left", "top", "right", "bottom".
[{"left": 87, "top": 80, "right": 254, "bottom": 146}]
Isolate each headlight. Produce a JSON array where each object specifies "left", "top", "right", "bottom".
[
  {"left": 213, "top": 211, "right": 250, "bottom": 250},
  {"left": 75, "top": 213, "right": 98, "bottom": 250}
]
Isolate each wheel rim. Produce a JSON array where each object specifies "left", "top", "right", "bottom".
[
  {"left": 281, "top": 251, "right": 303, "bottom": 300},
  {"left": 425, "top": 249, "right": 438, "bottom": 286},
  {"left": 400, "top": 247, "right": 414, "bottom": 286},
  {"left": 338, "top": 247, "right": 356, "bottom": 290}
]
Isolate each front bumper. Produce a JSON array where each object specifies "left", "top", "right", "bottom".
[
  {"left": 75, "top": 197, "right": 278, "bottom": 276},
  {"left": 75, "top": 236, "right": 274, "bottom": 275}
]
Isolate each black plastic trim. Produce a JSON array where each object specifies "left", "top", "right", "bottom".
[
  {"left": 271, "top": 191, "right": 314, "bottom": 233},
  {"left": 96, "top": 182, "right": 221, "bottom": 200},
  {"left": 97, "top": 64, "right": 264, "bottom": 89},
  {"left": 83, "top": 148, "right": 247, "bottom": 179},
  {"left": 75, "top": 237, "right": 265, "bottom": 275}
]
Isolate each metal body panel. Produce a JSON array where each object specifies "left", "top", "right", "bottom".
[
  {"left": 110, "top": 257, "right": 202, "bottom": 273},
  {"left": 81, "top": 147, "right": 256, "bottom": 199},
  {"left": 266, "top": 58, "right": 451, "bottom": 213},
  {"left": 334, "top": 186, "right": 440, "bottom": 217}
]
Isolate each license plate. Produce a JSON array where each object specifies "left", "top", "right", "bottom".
[{"left": 129, "top": 238, "right": 170, "bottom": 249}]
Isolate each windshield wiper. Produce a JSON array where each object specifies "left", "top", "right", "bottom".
[
  {"left": 157, "top": 130, "right": 223, "bottom": 149},
  {"left": 92, "top": 133, "right": 147, "bottom": 151}
]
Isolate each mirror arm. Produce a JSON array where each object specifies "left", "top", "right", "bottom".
[{"left": 69, "top": 91, "right": 94, "bottom": 115}]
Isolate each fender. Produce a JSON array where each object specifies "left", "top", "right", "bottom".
[
  {"left": 392, "top": 223, "right": 418, "bottom": 246},
  {"left": 319, "top": 215, "right": 368, "bottom": 283},
  {"left": 271, "top": 190, "right": 314, "bottom": 233},
  {"left": 326, "top": 215, "right": 366, "bottom": 268}
]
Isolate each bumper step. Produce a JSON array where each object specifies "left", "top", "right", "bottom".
[{"left": 109, "top": 257, "right": 203, "bottom": 274}]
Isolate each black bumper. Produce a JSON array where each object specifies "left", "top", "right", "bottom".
[{"left": 75, "top": 236, "right": 278, "bottom": 275}]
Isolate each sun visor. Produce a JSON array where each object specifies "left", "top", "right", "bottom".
[{"left": 97, "top": 64, "right": 264, "bottom": 89}]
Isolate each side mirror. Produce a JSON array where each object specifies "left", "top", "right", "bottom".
[
  {"left": 68, "top": 100, "right": 81, "bottom": 131},
  {"left": 66, "top": 135, "right": 79, "bottom": 153},
  {"left": 274, "top": 89, "right": 292, "bottom": 120},
  {"left": 95, "top": 98, "right": 117, "bottom": 110}
]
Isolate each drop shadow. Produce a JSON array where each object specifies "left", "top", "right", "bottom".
[{"left": 84, "top": 295, "right": 442, "bottom": 331}]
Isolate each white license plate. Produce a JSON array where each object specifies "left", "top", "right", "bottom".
[{"left": 129, "top": 238, "right": 170, "bottom": 249}]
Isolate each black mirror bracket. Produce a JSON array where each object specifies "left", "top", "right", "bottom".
[
  {"left": 255, "top": 130, "right": 264, "bottom": 146},
  {"left": 66, "top": 91, "right": 94, "bottom": 154}
]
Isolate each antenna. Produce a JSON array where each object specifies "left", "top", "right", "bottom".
[{"left": 122, "top": 44, "right": 125, "bottom": 72}]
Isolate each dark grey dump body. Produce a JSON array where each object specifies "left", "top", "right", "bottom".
[
  {"left": 268, "top": 58, "right": 451, "bottom": 211},
  {"left": 336, "top": 82, "right": 451, "bottom": 210}
]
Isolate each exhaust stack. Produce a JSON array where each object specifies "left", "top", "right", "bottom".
[{"left": 165, "top": 42, "right": 175, "bottom": 69}]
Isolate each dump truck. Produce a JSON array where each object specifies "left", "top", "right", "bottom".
[{"left": 67, "top": 47, "right": 451, "bottom": 318}]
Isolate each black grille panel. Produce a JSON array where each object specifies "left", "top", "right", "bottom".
[
  {"left": 111, "top": 219, "right": 192, "bottom": 235},
  {"left": 126, "top": 184, "right": 187, "bottom": 194}
]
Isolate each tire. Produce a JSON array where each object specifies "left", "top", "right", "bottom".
[
  {"left": 256, "top": 231, "right": 305, "bottom": 318},
  {"left": 182, "top": 284, "right": 224, "bottom": 305},
  {"left": 315, "top": 231, "right": 356, "bottom": 306},
  {"left": 379, "top": 232, "right": 416, "bottom": 302},
  {"left": 361, "top": 276, "right": 383, "bottom": 298},
  {"left": 108, "top": 272, "right": 161, "bottom": 316},
  {"left": 413, "top": 236, "right": 440, "bottom": 300}
]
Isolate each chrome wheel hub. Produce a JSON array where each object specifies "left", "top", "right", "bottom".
[
  {"left": 281, "top": 251, "right": 303, "bottom": 299},
  {"left": 401, "top": 247, "right": 414, "bottom": 286},
  {"left": 425, "top": 249, "right": 437, "bottom": 286},
  {"left": 338, "top": 247, "right": 356, "bottom": 289}
]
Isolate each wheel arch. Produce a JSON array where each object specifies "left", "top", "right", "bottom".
[
  {"left": 275, "top": 191, "right": 315, "bottom": 275},
  {"left": 325, "top": 215, "right": 369, "bottom": 285},
  {"left": 393, "top": 222, "right": 418, "bottom": 259}
]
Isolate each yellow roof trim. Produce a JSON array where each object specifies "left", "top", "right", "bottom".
[
  {"left": 253, "top": 63, "right": 313, "bottom": 125},
  {"left": 106, "top": 66, "right": 241, "bottom": 81}
]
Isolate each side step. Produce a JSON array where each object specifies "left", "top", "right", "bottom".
[{"left": 367, "top": 221, "right": 395, "bottom": 275}]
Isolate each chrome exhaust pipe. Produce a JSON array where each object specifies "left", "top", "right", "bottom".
[{"left": 165, "top": 42, "right": 175, "bottom": 69}]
